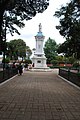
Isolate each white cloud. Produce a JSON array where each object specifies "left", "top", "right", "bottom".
[{"left": 7, "top": 0, "right": 70, "bottom": 49}]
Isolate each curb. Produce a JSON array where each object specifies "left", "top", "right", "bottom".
[
  {"left": 58, "top": 75, "right": 80, "bottom": 90},
  {"left": 0, "top": 74, "right": 18, "bottom": 86}
]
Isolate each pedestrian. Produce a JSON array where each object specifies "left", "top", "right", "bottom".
[
  {"left": 25, "top": 63, "right": 28, "bottom": 70},
  {"left": 5, "top": 63, "right": 10, "bottom": 69},
  {"left": 12, "top": 62, "right": 16, "bottom": 68},
  {"left": 18, "top": 63, "right": 23, "bottom": 75},
  {"left": 32, "top": 63, "right": 34, "bottom": 67}
]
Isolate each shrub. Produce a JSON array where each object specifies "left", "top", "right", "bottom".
[
  {"left": 73, "top": 62, "right": 79, "bottom": 68},
  {"left": 2, "top": 57, "right": 10, "bottom": 63}
]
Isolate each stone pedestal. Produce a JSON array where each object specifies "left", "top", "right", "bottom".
[{"left": 32, "top": 54, "right": 47, "bottom": 69}]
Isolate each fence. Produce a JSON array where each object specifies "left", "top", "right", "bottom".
[
  {"left": 59, "top": 68, "right": 80, "bottom": 87},
  {"left": 0, "top": 68, "right": 18, "bottom": 83}
]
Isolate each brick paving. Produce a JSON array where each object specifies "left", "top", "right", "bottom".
[{"left": 0, "top": 69, "right": 80, "bottom": 120}]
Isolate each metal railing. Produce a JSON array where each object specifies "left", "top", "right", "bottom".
[
  {"left": 59, "top": 68, "right": 80, "bottom": 87},
  {"left": 0, "top": 68, "right": 18, "bottom": 83}
]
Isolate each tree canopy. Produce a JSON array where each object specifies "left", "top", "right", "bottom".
[
  {"left": 54, "top": 0, "right": 80, "bottom": 59},
  {"left": 54, "top": 0, "right": 80, "bottom": 39},
  {"left": 44, "top": 37, "right": 58, "bottom": 64},
  {"left": 0, "top": 0, "right": 49, "bottom": 43},
  {"left": 26, "top": 46, "right": 32, "bottom": 59},
  {"left": 6, "top": 39, "right": 32, "bottom": 61}
]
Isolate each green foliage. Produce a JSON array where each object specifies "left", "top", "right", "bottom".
[
  {"left": 26, "top": 46, "right": 32, "bottom": 59},
  {"left": 2, "top": 57, "right": 10, "bottom": 63},
  {"left": 57, "top": 39, "right": 80, "bottom": 58},
  {"left": 54, "top": 0, "right": 80, "bottom": 39},
  {"left": 55, "top": 55, "right": 75, "bottom": 64},
  {"left": 51, "top": 59, "right": 58, "bottom": 66},
  {"left": 73, "top": 62, "right": 79, "bottom": 68},
  {"left": 56, "top": 55, "right": 63, "bottom": 61},
  {"left": 24, "top": 59, "right": 32, "bottom": 64},
  {"left": 68, "top": 56, "right": 76, "bottom": 64},
  {"left": 44, "top": 37, "right": 58, "bottom": 64},
  {"left": 54, "top": 0, "right": 80, "bottom": 59},
  {"left": 7, "top": 39, "right": 31, "bottom": 61},
  {"left": 0, "top": 0, "right": 49, "bottom": 40}
]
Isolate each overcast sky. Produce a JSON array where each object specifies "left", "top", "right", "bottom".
[{"left": 7, "top": 0, "right": 70, "bottom": 50}]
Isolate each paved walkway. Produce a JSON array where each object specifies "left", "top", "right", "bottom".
[{"left": 0, "top": 69, "right": 80, "bottom": 120}]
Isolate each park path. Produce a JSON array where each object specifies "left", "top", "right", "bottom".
[{"left": 0, "top": 69, "right": 80, "bottom": 120}]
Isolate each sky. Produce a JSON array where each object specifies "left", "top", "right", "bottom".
[{"left": 7, "top": 0, "right": 70, "bottom": 50}]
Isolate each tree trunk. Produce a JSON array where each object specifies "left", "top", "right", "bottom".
[
  {"left": 0, "top": 12, "right": 4, "bottom": 42},
  {"left": 0, "top": 0, "right": 12, "bottom": 42}
]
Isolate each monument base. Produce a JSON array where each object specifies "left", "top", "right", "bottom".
[{"left": 30, "top": 67, "right": 53, "bottom": 72}]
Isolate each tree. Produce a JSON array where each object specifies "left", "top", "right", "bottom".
[
  {"left": 54, "top": 0, "right": 80, "bottom": 59},
  {"left": 0, "top": 0, "right": 49, "bottom": 43},
  {"left": 44, "top": 37, "right": 58, "bottom": 64},
  {"left": 7, "top": 39, "right": 31, "bottom": 61},
  {"left": 26, "top": 46, "right": 32, "bottom": 59},
  {"left": 57, "top": 41, "right": 71, "bottom": 57},
  {"left": 55, "top": 55, "right": 64, "bottom": 63},
  {"left": 54, "top": 0, "right": 80, "bottom": 39}
]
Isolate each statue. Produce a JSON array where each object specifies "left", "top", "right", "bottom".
[{"left": 39, "top": 23, "right": 42, "bottom": 32}]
